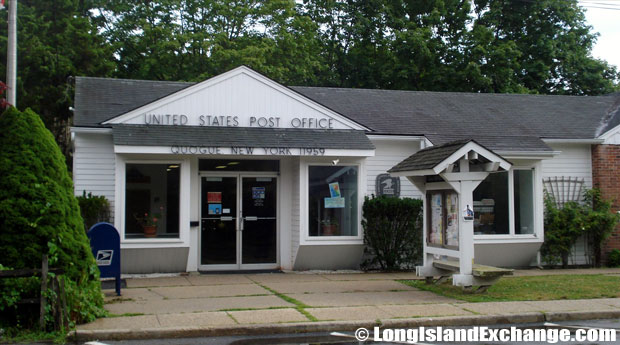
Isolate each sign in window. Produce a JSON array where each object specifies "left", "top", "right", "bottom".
[{"left": 309, "top": 166, "right": 358, "bottom": 237}]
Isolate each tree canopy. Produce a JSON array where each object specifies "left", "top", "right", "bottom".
[
  {"left": 1, "top": 0, "right": 618, "bottom": 152},
  {"left": 88, "top": 0, "right": 619, "bottom": 94},
  {"left": 0, "top": 0, "right": 114, "bottom": 156}
]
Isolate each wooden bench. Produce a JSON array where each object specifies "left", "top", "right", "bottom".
[{"left": 426, "top": 259, "right": 513, "bottom": 292}]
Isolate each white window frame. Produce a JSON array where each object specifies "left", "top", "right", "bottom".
[
  {"left": 115, "top": 155, "right": 191, "bottom": 247},
  {"left": 474, "top": 162, "right": 543, "bottom": 243},
  {"left": 300, "top": 159, "right": 365, "bottom": 245}
]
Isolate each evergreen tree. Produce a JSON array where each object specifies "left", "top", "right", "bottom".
[{"left": 0, "top": 107, "right": 104, "bottom": 325}]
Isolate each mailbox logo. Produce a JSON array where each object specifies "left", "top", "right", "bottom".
[{"left": 96, "top": 250, "right": 114, "bottom": 266}]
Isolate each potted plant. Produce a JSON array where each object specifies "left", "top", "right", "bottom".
[
  {"left": 134, "top": 211, "right": 160, "bottom": 237},
  {"left": 320, "top": 216, "right": 339, "bottom": 236}
]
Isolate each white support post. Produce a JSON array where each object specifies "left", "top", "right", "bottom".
[
  {"left": 457, "top": 180, "right": 475, "bottom": 276},
  {"left": 457, "top": 157, "right": 473, "bottom": 276}
]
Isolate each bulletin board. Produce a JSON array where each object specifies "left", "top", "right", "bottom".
[{"left": 426, "top": 190, "right": 459, "bottom": 250}]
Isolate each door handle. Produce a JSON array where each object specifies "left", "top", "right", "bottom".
[
  {"left": 244, "top": 216, "right": 258, "bottom": 221},
  {"left": 220, "top": 216, "right": 233, "bottom": 221}
]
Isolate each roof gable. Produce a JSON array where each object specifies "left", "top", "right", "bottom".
[
  {"left": 102, "top": 66, "right": 368, "bottom": 131},
  {"left": 389, "top": 139, "right": 511, "bottom": 176}
]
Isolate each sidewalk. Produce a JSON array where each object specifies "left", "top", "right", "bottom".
[{"left": 73, "top": 268, "right": 620, "bottom": 341}]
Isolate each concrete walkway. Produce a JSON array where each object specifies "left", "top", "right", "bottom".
[{"left": 74, "top": 268, "right": 620, "bottom": 341}]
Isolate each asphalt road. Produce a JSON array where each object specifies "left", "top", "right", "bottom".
[{"left": 86, "top": 319, "right": 620, "bottom": 345}]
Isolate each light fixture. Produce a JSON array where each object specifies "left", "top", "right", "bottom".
[
  {"left": 215, "top": 165, "right": 227, "bottom": 169},
  {"left": 168, "top": 165, "right": 180, "bottom": 169},
  {"left": 227, "top": 162, "right": 240, "bottom": 166}
]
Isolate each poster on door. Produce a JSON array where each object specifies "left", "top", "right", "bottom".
[
  {"left": 208, "top": 204, "right": 222, "bottom": 215},
  {"left": 252, "top": 187, "right": 265, "bottom": 206},
  {"left": 329, "top": 182, "right": 341, "bottom": 198},
  {"left": 207, "top": 192, "right": 222, "bottom": 203}
]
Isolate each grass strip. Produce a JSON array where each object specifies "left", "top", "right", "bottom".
[
  {"left": 107, "top": 312, "right": 145, "bottom": 318},
  {"left": 399, "top": 274, "right": 620, "bottom": 303},
  {"left": 258, "top": 284, "right": 318, "bottom": 322}
]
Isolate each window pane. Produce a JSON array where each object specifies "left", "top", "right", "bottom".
[
  {"left": 473, "top": 172, "right": 509, "bottom": 235},
  {"left": 125, "top": 164, "right": 180, "bottom": 239},
  {"left": 309, "top": 166, "right": 358, "bottom": 237},
  {"left": 514, "top": 170, "right": 535, "bottom": 234}
]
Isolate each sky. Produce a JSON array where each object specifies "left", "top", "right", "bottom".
[{"left": 580, "top": 1, "right": 620, "bottom": 69}]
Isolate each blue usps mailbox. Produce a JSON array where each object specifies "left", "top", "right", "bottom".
[{"left": 88, "top": 222, "right": 121, "bottom": 296}]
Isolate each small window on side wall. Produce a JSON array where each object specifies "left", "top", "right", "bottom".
[
  {"left": 514, "top": 169, "right": 535, "bottom": 234},
  {"left": 308, "top": 165, "right": 358, "bottom": 237},
  {"left": 125, "top": 164, "right": 180, "bottom": 239}
]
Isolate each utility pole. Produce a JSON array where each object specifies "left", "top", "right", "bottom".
[{"left": 6, "top": 0, "right": 17, "bottom": 107}]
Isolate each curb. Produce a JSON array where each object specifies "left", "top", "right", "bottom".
[
  {"left": 68, "top": 310, "right": 618, "bottom": 342},
  {"left": 544, "top": 309, "right": 620, "bottom": 322}
]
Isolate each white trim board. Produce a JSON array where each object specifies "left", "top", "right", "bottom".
[{"left": 114, "top": 145, "right": 375, "bottom": 157}]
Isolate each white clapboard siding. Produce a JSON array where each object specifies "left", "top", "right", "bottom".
[
  {"left": 542, "top": 143, "right": 593, "bottom": 191},
  {"left": 366, "top": 140, "right": 423, "bottom": 199},
  {"left": 73, "top": 133, "right": 116, "bottom": 221},
  {"left": 542, "top": 143, "right": 593, "bottom": 266},
  {"left": 291, "top": 157, "right": 301, "bottom": 264}
]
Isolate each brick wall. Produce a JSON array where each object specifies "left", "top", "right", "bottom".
[{"left": 591, "top": 144, "right": 620, "bottom": 263}]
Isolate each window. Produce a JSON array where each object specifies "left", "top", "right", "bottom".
[
  {"left": 125, "top": 164, "right": 180, "bottom": 239},
  {"left": 473, "top": 168, "right": 537, "bottom": 236},
  {"left": 514, "top": 169, "right": 535, "bottom": 234},
  {"left": 308, "top": 165, "right": 358, "bottom": 237},
  {"left": 473, "top": 171, "right": 509, "bottom": 235}
]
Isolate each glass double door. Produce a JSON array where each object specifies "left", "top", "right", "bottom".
[{"left": 200, "top": 174, "right": 277, "bottom": 270}]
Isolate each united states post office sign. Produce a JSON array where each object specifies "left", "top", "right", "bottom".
[{"left": 375, "top": 173, "right": 400, "bottom": 197}]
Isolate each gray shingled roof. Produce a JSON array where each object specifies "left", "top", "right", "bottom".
[
  {"left": 291, "top": 87, "right": 620, "bottom": 143},
  {"left": 73, "top": 75, "right": 620, "bottom": 153},
  {"left": 74, "top": 77, "right": 193, "bottom": 128},
  {"left": 389, "top": 139, "right": 471, "bottom": 173},
  {"left": 112, "top": 125, "right": 375, "bottom": 150},
  {"left": 424, "top": 134, "right": 551, "bottom": 152}
]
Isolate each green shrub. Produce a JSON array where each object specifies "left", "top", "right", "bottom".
[
  {"left": 362, "top": 195, "right": 423, "bottom": 271},
  {"left": 582, "top": 189, "right": 620, "bottom": 267},
  {"left": 0, "top": 107, "right": 104, "bottom": 329},
  {"left": 542, "top": 189, "right": 620, "bottom": 268},
  {"left": 608, "top": 249, "right": 620, "bottom": 267},
  {"left": 77, "top": 191, "right": 110, "bottom": 232},
  {"left": 541, "top": 195, "right": 584, "bottom": 267}
]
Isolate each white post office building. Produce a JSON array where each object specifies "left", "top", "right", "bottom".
[{"left": 71, "top": 66, "right": 620, "bottom": 273}]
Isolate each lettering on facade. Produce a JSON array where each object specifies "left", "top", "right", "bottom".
[
  {"left": 145, "top": 114, "right": 335, "bottom": 129},
  {"left": 170, "top": 146, "right": 326, "bottom": 156}
]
